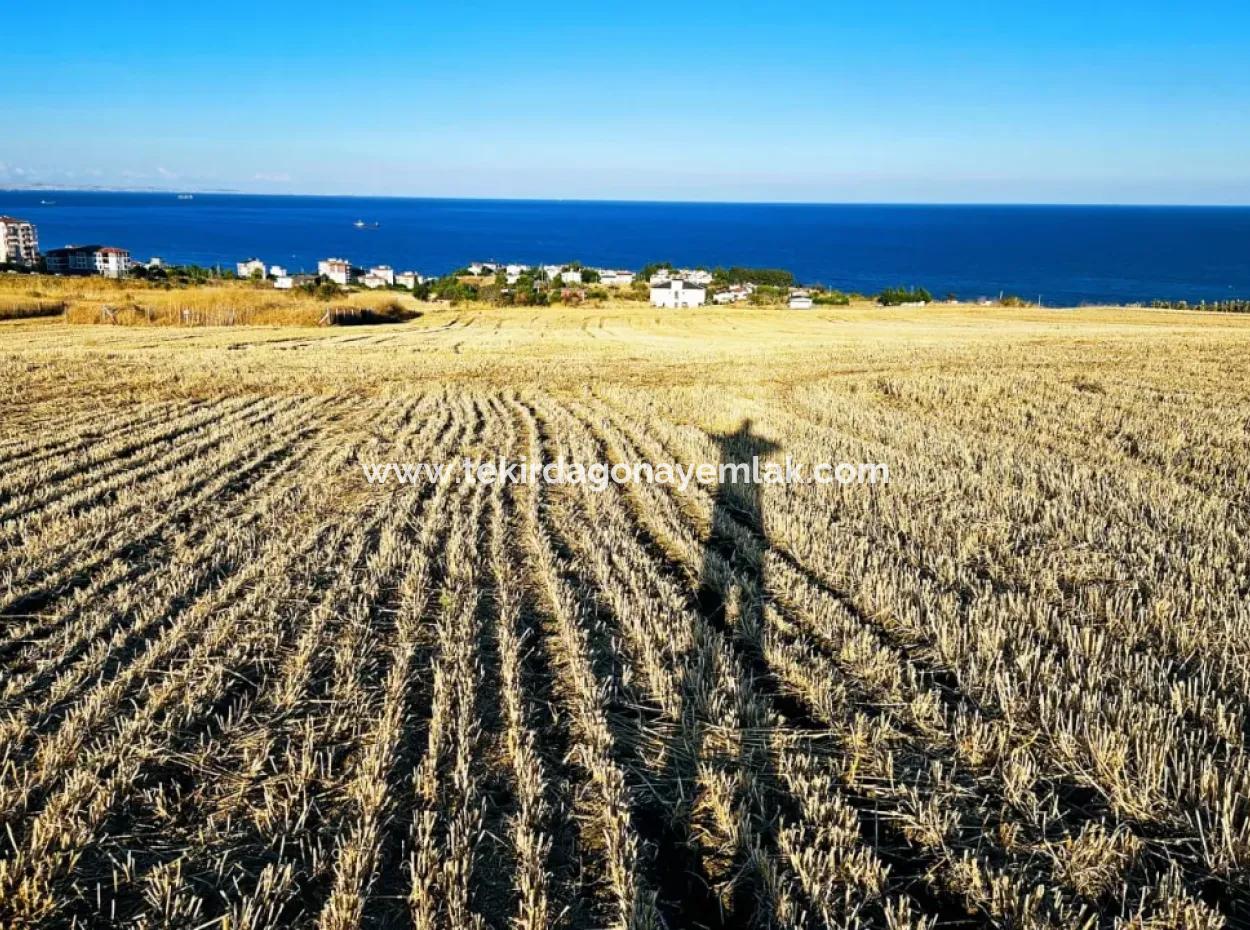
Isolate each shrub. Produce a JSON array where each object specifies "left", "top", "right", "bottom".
[{"left": 877, "top": 286, "right": 933, "bottom": 306}]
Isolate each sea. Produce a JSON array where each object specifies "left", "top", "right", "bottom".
[{"left": 3, "top": 190, "right": 1249, "bottom": 305}]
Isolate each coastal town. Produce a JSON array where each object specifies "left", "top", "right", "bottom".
[{"left": 0, "top": 213, "right": 926, "bottom": 309}]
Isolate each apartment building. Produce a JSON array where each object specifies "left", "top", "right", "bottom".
[
  {"left": 0, "top": 216, "right": 39, "bottom": 266},
  {"left": 317, "top": 257, "right": 352, "bottom": 285},
  {"left": 44, "top": 245, "right": 132, "bottom": 278}
]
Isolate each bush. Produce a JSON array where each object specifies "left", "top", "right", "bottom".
[
  {"left": 813, "top": 291, "right": 850, "bottom": 306},
  {"left": 322, "top": 301, "right": 420, "bottom": 325},
  {"left": 714, "top": 267, "right": 795, "bottom": 288},
  {"left": 877, "top": 286, "right": 933, "bottom": 306}
]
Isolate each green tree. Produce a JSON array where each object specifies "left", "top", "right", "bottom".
[{"left": 876, "top": 286, "right": 933, "bottom": 306}]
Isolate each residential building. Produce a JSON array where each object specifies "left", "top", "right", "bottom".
[
  {"left": 273, "top": 275, "right": 294, "bottom": 290},
  {"left": 396, "top": 271, "right": 422, "bottom": 289},
  {"left": 269, "top": 264, "right": 287, "bottom": 278},
  {"left": 714, "top": 284, "right": 753, "bottom": 304},
  {"left": 682, "top": 269, "right": 714, "bottom": 286},
  {"left": 0, "top": 216, "right": 39, "bottom": 266},
  {"left": 648, "top": 269, "right": 672, "bottom": 286},
  {"left": 44, "top": 245, "right": 131, "bottom": 278},
  {"left": 368, "top": 265, "right": 395, "bottom": 286},
  {"left": 650, "top": 279, "right": 706, "bottom": 308},
  {"left": 598, "top": 269, "right": 635, "bottom": 287},
  {"left": 505, "top": 263, "right": 530, "bottom": 284},
  {"left": 541, "top": 264, "right": 565, "bottom": 281},
  {"left": 468, "top": 261, "right": 498, "bottom": 276},
  {"left": 236, "top": 258, "right": 266, "bottom": 279},
  {"left": 360, "top": 273, "right": 387, "bottom": 289},
  {"left": 560, "top": 269, "right": 583, "bottom": 285},
  {"left": 788, "top": 289, "right": 813, "bottom": 309},
  {"left": 317, "top": 258, "right": 352, "bottom": 286}
]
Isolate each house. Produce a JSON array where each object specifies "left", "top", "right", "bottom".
[
  {"left": 598, "top": 269, "right": 635, "bottom": 287},
  {"left": 44, "top": 245, "right": 131, "bottom": 278},
  {"left": 0, "top": 216, "right": 39, "bottom": 266},
  {"left": 560, "top": 269, "right": 583, "bottom": 285},
  {"left": 269, "top": 264, "right": 287, "bottom": 278},
  {"left": 273, "top": 275, "right": 294, "bottom": 290},
  {"left": 236, "top": 258, "right": 266, "bottom": 279},
  {"left": 368, "top": 265, "right": 395, "bottom": 286},
  {"left": 396, "top": 271, "right": 422, "bottom": 289},
  {"left": 317, "top": 258, "right": 352, "bottom": 286},
  {"left": 683, "top": 269, "right": 714, "bottom": 286},
  {"left": 360, "top": 274, "right": 388, "bottom": 289},
  {"left": 541, "top": 264, "right": 565, "bottom": 281},
  {"left": 650, "top": 279, "right": 706, "bottom": 308},
  {"left": 648, "top": 269, "right": 672, "bottom": 286},
  {"left": 713, "top": 284, "right": 753, "bottom": 304},
  {"left": 505, "top": 263, "right": 531, "bottom": 284},
  {"left": 788, "top": 289, "right": 813, "bottom": 309},
  {"left": 468, "top": 261, "right": 498, "bottom": 276}
]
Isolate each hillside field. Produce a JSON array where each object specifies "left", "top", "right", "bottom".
[{"left": 0, "top": 305, "right": 1248, "bottom": 929}]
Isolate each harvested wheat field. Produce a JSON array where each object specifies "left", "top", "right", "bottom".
[{"left": 0, "top": 304, "right": 1248, "bottom": 930}]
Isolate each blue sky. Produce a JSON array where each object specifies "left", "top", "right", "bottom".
[{"left": 5, "top": 1, "right": 1249, "bottom": 203}]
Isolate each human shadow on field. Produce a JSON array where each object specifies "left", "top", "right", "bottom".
[{"left": 650, "top": 419, "right": 782, "bottom": 929}]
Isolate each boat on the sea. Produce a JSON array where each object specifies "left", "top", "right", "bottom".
[
  {"left": 353, "top": 219, "right": 381, "bottom": 228},
  {"left": 39, "top": 199, "right": 56, "bottom": 205},
  {"left": 177, "top": 193, "right": 194, "bottom": 200}
]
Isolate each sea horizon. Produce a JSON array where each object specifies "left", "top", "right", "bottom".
[
  {"left": 6, "top": 186, "right": 1250, "bottom": 209},
  {"left": 4, "top": 189, "right": 1249, "bottom": 305}
]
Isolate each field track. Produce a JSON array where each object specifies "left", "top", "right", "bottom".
[{"left": 0, "top": 308, "right": 1249, "bottom": 929}]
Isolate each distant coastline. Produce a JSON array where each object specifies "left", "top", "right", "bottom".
[{"left": 4, "top": 190, "right": 1249, "bottom": 305}]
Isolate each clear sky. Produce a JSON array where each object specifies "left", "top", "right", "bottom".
[{"left": 5, "top": 1, "right": 1249, "bottom": 203}]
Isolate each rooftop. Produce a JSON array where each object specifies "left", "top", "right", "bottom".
[
  {"left": 650, "top": 279, "right": 706, "bottom": 290},
  {"left": 46, "top": 245, "right": 128, "bottom": 255}
]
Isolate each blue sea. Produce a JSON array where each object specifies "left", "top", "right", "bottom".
[{"left": 3, "top": 190, "right": 1249, "bottom": 305}]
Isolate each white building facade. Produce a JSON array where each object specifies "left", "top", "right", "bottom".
[
  {"left": 0, "top": 216, "right": 39, "bottom": 266},
  {"left": 650, "top": 279, "right": 706, "bottom": 308},
  {"left": 598, "top": 269, "right": 635, "bottom": 287},
  {"left": 236, "top": 258, "right": 266, "bottom": 278},
  {"left": 318, "top": 258, "right": 352, "bottom": 286}
]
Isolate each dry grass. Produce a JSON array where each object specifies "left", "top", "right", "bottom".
[
  {"left": 0, "top": 297, "right": 64, "bottom": 321},
  {"left": 0, "top": 275, "right": 419, "bottom": 326},
  {"left": 0, "top": 306, "right": 1248, "bottom": 929}
]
